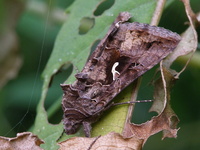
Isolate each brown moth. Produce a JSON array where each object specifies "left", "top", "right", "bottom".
[{"left": 61, "top": 12, "right": 181, "bottom": 137}]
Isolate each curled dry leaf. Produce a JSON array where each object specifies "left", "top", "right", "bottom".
[
  {"left": 123, "top": 0, "right": 198, "bottom": 144},
  {"left": 0, "top": 132, "right": 44, "bottom": 150},
  {"left": 163, "top": 0, "right": 198, "bottom": 75},
  {"left": 123, "top": 67, "right": 179, "bottom": 142},
  {"left": 58, "top": 132, "right": 143, "bottom": 150},
  {"left": 163, "top": 24, "right": 197, "bottom": 69}
]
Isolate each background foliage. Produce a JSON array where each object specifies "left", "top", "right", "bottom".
[{"left": 0, "top": 0, "right": 200, "bottom": 149}]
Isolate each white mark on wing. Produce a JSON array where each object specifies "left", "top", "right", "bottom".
[
  {"left": 112, "top": 62, "right": 120, "bottom": 80},
  {"left": 115, "top": 21, "right": 122, "bottom": 28}
]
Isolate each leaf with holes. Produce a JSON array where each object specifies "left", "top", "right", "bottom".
[
  {"left": 61, "top": 12, "right": 180, "bottom": 137},
  {"left": 32, "top": 0, "right": 158, "bottom": 149}
]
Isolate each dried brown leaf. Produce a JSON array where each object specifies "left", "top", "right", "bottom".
[
  {"left": 163, "top": 0, "right": 198, "bottom": 76},
  {"left": 122, "top": 0, "right": 198, "bottom": 144},
  {"left": 0, "top": 132, "right": 44, "bottom": 150},
  {"left": 58, "top": 132, "right": 143, "bottom": 150},
  {"left": 123, "top": 67, "right": 179, "bottom": 142}
]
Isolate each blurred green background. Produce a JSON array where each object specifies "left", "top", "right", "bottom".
[{"left": 0, "top": 0, "right": 200, "bottom": 149}]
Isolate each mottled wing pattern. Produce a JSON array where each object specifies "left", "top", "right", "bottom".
[{"left": 61, "top": 12, "right": 181, "bottom": 137}]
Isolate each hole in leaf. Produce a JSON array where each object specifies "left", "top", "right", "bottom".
[
  {"left": 79, "top": 17, "right": 95, "bottom": 35},
  {"left": 93, "top": 0, "right": 115, "bottom": 16},
  {"left": 45, "top": 64, "right": 73, "bottom": 124},
  {"left": 131, "top": 70, "right": 158, "bottom": 124},
  {"left": 132, "top": 102, "right": 156, "bottom": 124},
  {"left": 48, "top": 105, "right": 63, "bottom": 124}
]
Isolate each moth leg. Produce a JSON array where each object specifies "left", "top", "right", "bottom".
[
  {"left": 101, "top": 102, "right": 116, "bottom": 112},
  {"left": 83, "top": 121, "right": 92, "bottom": 137}
]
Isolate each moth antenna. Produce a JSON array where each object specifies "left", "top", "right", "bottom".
[{"left": 112, "top": 100, "right": 153, "bottom": 106}]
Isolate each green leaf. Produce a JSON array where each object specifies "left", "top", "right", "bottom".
[{"left": 32, "top": 0, "right": 157, "bottom": 149}]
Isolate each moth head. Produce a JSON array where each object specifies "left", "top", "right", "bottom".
[
  {"left": 63, "top": 108, "right": 87, "bottom": 135},
  {"left": 63, "top": 117, "right": 81, "bottom": 135}
]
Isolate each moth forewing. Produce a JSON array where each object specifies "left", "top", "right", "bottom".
[{"left": 61, "top": 12, "right": 181, "bottom": 137}]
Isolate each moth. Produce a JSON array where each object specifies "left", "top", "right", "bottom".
[{"left": 61, "top": 12, "right": 181, "bottom": 137}]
